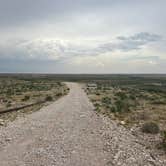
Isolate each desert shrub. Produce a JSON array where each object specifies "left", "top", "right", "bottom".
[
  {"left": 95, "top": 92, "right": 100, "bottom": 96},
  {"left": 56, "top": 93, "right": 63, "bottom": 97},
  {"left": 129, "top": 94, "right": 136, "bottom": 100},
  {"left": 161, "top": 131, "right": 166, "bottom": 150},
  {"left": 141, "top": 122, "right": 159, "bottom": 134},
  {"left": 6, "top": 89, "right": 14, "bottom": 96},
  {"left": 94, "top": 103, "right": 101, "bottom": 112},
  {"left": 6, "top": 102, "right": 12, "bottom": 107},
  {"left": 101, "top": 97, "right": 111, "bottom": 104},
  {"left": 94, "top": 103, "right": 100, "bottom": 107},
  {"left": 115, "top": 99, "right": 123, "bottom": 112},
  {"left": 22, "top": 95, "right": 30, "bottom": 101},
  {"left": 110, "top": 106, "right": 116, "bottom": 113},
  {"left": 114, "top": 99, "right": 130, "bottom": 113},
  {"left": 95, "top": 107, "right": 100, "bottom": 112},
  {"left": 115, "top": 91, "right": 127, "bottom": 100},
  {"left": 45, "top": 96, "right": 53, "bottom": 101},
  {"left": 105, "top": 105, "right": 110, "bottom": 109}
]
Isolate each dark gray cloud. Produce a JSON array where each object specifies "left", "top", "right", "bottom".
[
  {"left": 97, "top": 32, "right": 162, "bottom": 53},
  {"left": 0, "top": 0, "right": 165, "bottom": 30},
  {"left": 0, "top": 0, "right": 165, "bottom": 41},
  {"left": 117, "top": 32, "right": 162, "bottom": 42},
  {"left": 0, "top": 0, "right": 117, "bottom": 27}
]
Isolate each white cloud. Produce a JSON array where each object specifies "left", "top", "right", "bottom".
[
  {"left": 0, "top": 32, "right": 165, "bottom": 73},
  {"left": 148, "top": 61, "right": 158, "bottom": 65}
]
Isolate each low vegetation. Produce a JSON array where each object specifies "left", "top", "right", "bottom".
[
  {"left": 141, "top": 122, "right": 160, "bottom": 134},
  {"left": 45, "top": 95, "right": 53, "bottom": 101},
  {"left": 0, "top": 75, "right": 69, "bottom": 123},
  {"left": 161, "top": 131, "right": 166, "bottom": 151},
  {"left": 85, "top": 75, "right": 166, "bottom": 153},
  {"left": 86, "top": 76, "right": 166, "bottom": 127}
]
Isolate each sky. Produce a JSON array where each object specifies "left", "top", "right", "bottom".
[{"left": 0, "top": 0, "right": 165, "bottom": 73}]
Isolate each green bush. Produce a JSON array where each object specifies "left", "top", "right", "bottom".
[
  {"left": 110, "top": 106, "right": 116, "bottom": 113},
  {"left": 114, "top": 99, "right": 130, "bottom": 113},
  {"left": 141, "top": 122, "right": 159, "bottom": 134},
  {"left": 115, "top": 100, "right": 123, "bottom": 112}
]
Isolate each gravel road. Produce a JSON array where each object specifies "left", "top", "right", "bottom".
[{"left": 0, "top": 83, "right": 165, "bottom": 166}]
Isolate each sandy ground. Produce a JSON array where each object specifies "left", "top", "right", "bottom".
[{"left": 0, "top": 83, "right": 165, "bottom": 166}]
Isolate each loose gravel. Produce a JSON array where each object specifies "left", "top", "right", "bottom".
[{"left": 0, "top": 83, "right": 165, "bottom": 166}]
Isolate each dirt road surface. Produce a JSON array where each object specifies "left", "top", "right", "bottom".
[{"left": 0, "top": 83, "right": 164, "bottom": 166}]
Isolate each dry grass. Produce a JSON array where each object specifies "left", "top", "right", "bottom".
[
  {"left": 86, "top": 80, "right": 166, "bottom": 154},
  {"left": 86, "top": 81, "right": 166, "bottom": 131},
  {"left": 0, "top": 77, "right": 69, "bottom": 123}
]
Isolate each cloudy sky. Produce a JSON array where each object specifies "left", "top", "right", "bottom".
[{"left": 0, "top": 0, "right": 165, "bottom": 73}]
